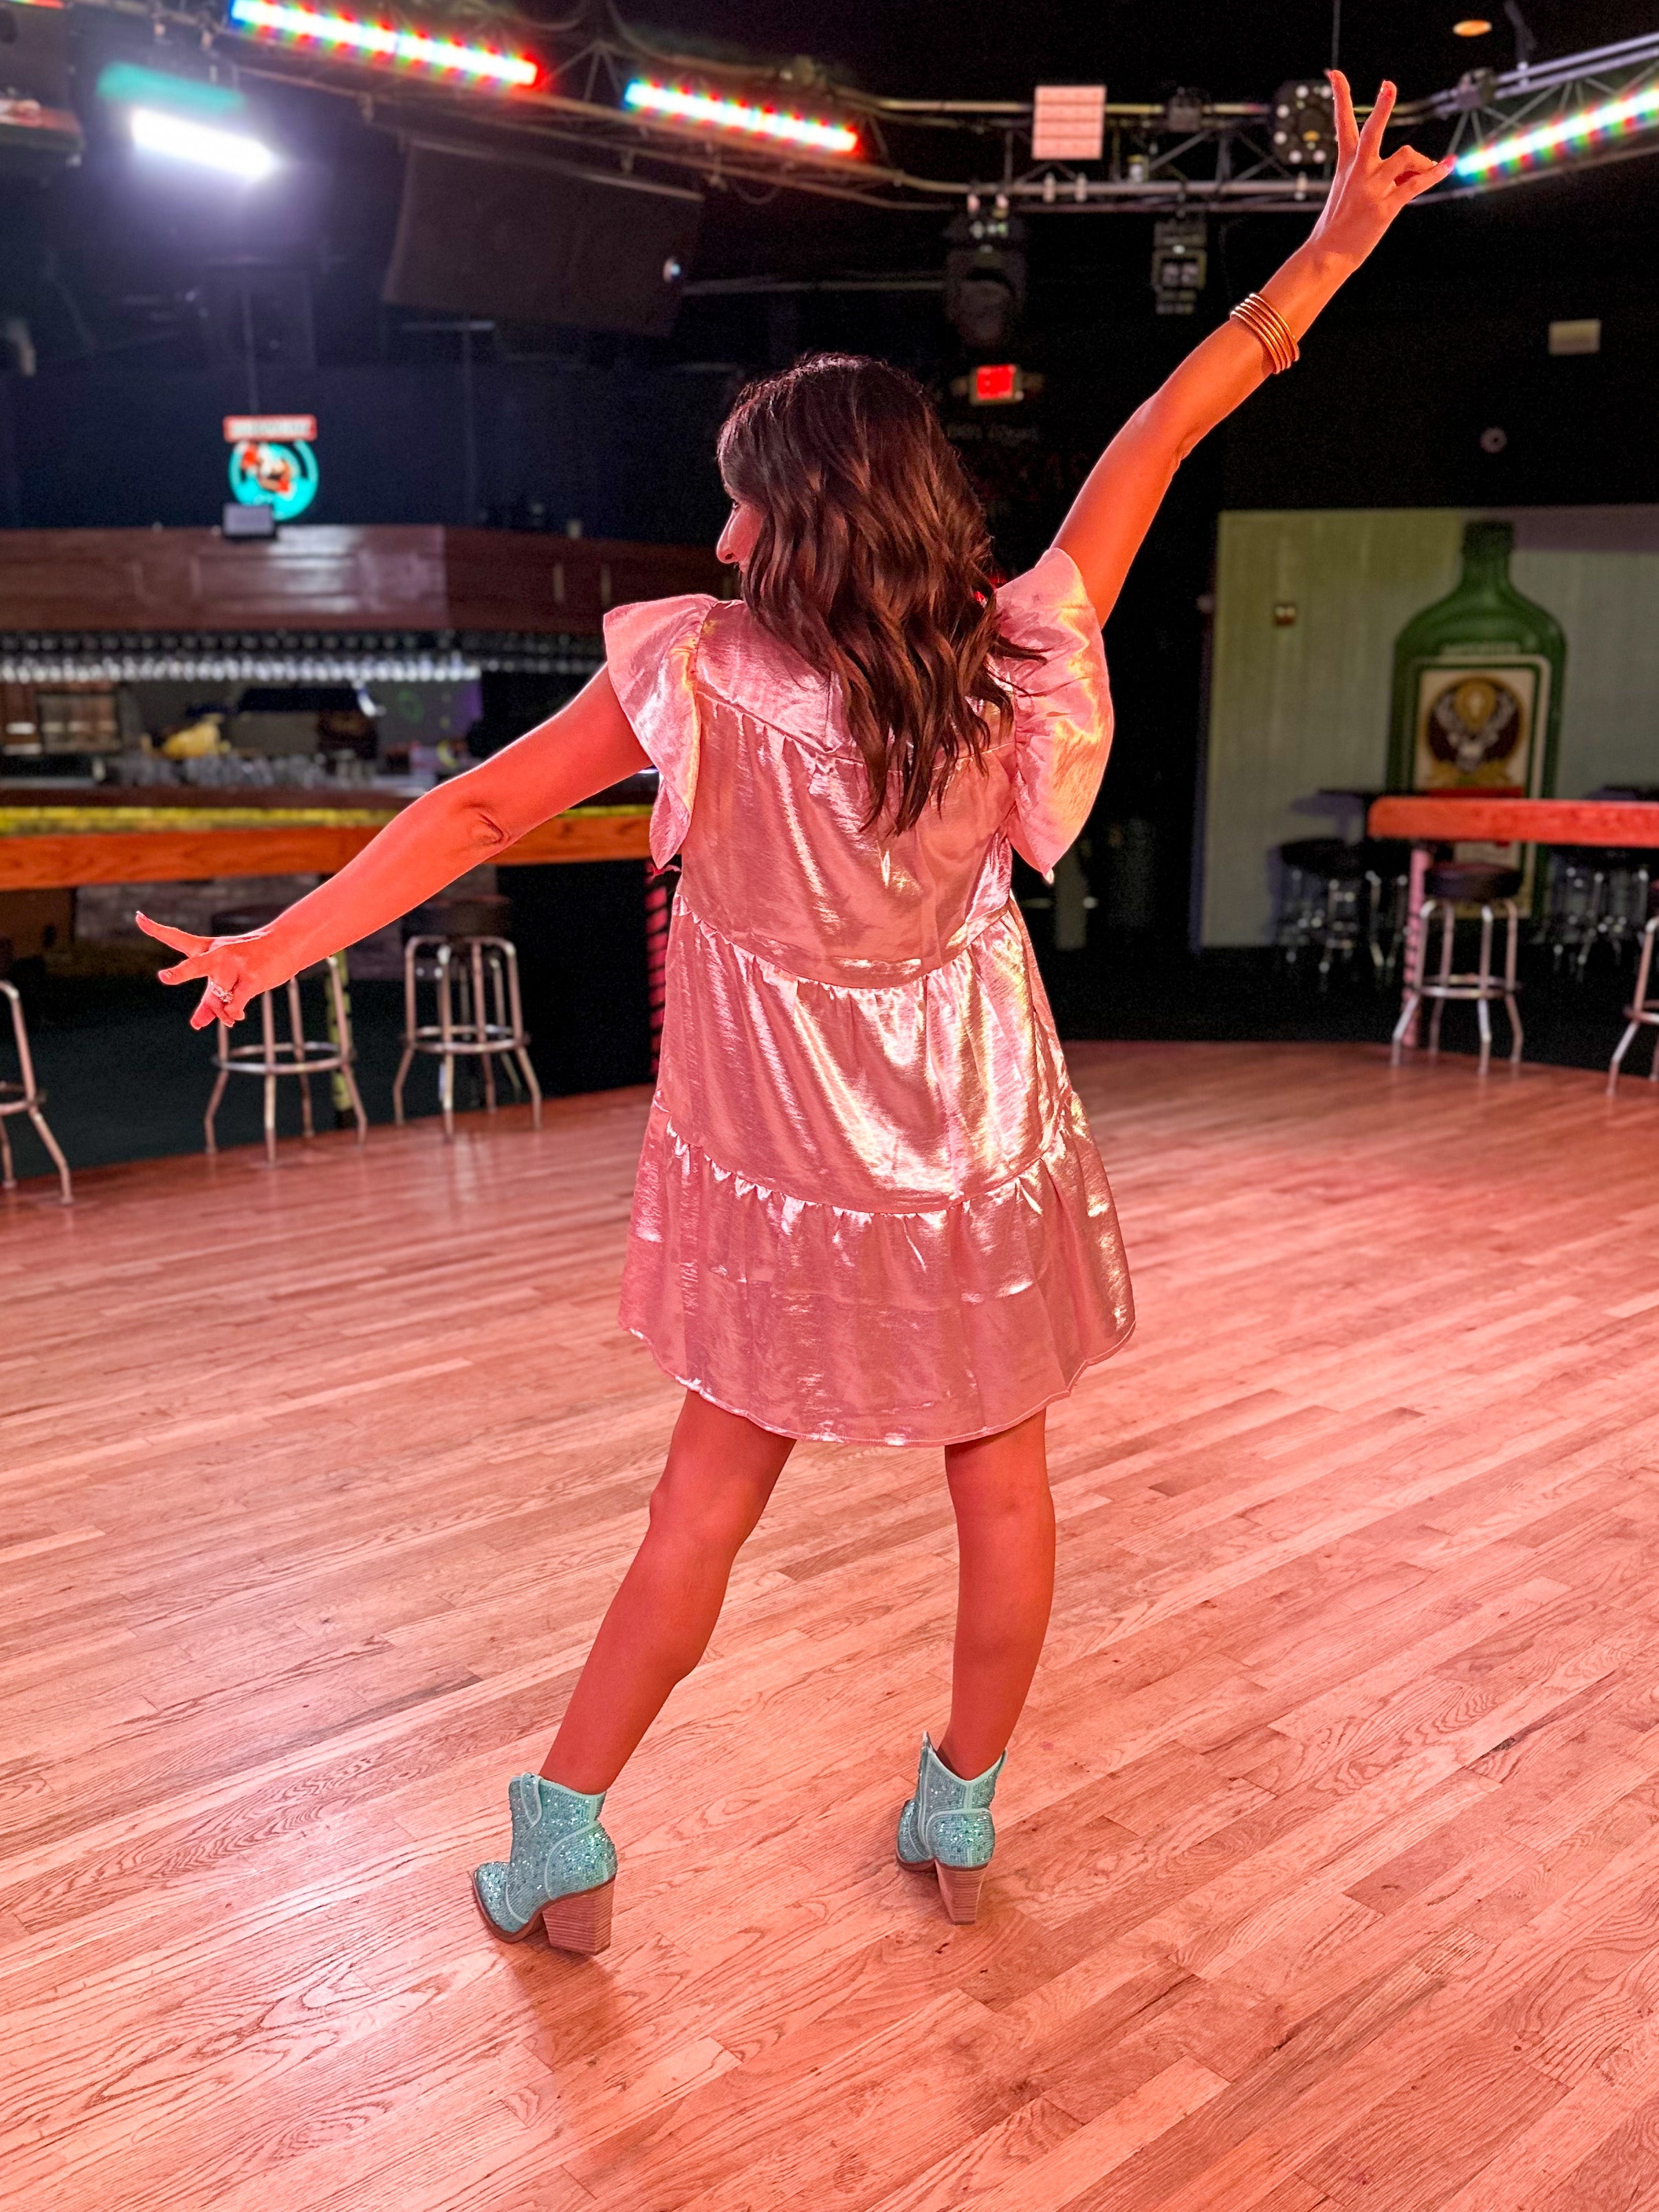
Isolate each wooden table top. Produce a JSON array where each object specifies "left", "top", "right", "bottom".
[{"left": 1368, "top": 794, "right": 1659, "bottom": 847}]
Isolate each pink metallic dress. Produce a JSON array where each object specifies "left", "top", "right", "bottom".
[{"left": 603, "top": 544, "right": 1134, "bottom": 1446}]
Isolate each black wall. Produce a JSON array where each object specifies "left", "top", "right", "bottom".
[{"left": 0, "top": 357, "right": 738, "bottom": 539}]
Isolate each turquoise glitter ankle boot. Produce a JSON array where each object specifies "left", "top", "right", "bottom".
[
  {"left": 894, "top": 1734, "right": 1007, "bottom": 1925},
  {"left": 471, "top": 1772, "right": 618, "bottom": 1953}
]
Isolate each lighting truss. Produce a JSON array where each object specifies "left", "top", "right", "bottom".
[
  {"left": 58, "top": 0, "right": 1659, "bottom": 213},
  {"left": 1400, "top": 30, "right": 1659, "bottom": 192}
]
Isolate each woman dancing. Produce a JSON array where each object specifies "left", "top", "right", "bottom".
[{"left": 142, "top": 76, "right": 1448, "bottom": 1953}]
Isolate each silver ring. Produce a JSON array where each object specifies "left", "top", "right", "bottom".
[{"left": 211, "top": 982, "right": 234, "bottom": 1004}]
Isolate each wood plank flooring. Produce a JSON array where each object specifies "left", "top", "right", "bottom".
[{"left": 6, "top": 1039, "right": 1659, "bottom": 2212}]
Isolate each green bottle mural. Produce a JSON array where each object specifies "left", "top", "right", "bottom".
[{"left": 1388, "top": 520, "right": 1566, "bottom": 880}]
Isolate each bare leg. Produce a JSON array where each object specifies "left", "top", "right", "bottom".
[
  {"left": 542, "top": 1391, "right": 793, "bottom": 1794},
  {"left": 936, "top": 1408, "right": 1054, "bottom": 1780}
]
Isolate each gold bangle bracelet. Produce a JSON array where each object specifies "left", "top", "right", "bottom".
[
  {"left": 1233, "top": 293, "right": 1298, "bottom": 373},
  {"left": 1229, "top": 295, "right": 1295, "bottom": 374},
  {"left": 1229, "top": 291, "right": 1301, "bottom": 375}
]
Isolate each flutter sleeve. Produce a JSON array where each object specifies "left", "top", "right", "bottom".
[
  {"left": 994, "top": 545, "right": 1114, "bottom": 879},
  {"left": 602, "top": 591, "right": 717, "bottom": 867}
]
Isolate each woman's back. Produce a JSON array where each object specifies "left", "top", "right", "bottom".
[
  {"left": 604, "top": 543, "right": 1134, "bottom": 1444},
  {"left": 608, "top": 546, "right": 1114, "bottom": 987}
]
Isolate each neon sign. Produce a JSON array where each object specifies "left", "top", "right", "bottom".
[{"left": 224, "top": 413, "right": 319, "bottom": 520}]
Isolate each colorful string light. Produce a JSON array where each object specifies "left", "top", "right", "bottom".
[
  {"left": 227, "top": 0, "right": 538, "bottom": 89},
  {"left": 1455, "top": 81, "right": 1659, "bottom": 179},
  {"left": 622, "top": 79, "right": 859, "bottom": 156}
]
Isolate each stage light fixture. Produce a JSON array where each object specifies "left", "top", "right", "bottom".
[
  {"left": 129, "top": 104, "right": 278, "bottom": 179},
  {"left": 622, "top": 79, "right": 859, "bottom": 156},
  {"left": 1271, "top": 78, "right": 1337, "bottom": 168},
  {"left": 944, "top": 200, "right": 1026, "bottom": 352},
  {"left": 1453, "top": 19, "right": 1493, "bottom": 34},
  {"left": 1454, "top": 82, "right": 1659, "bottom": 179},
  {"left": 98, "top": 62, "right": 247, "bottom": 118},
  {"left": 226, "top": 0, "right": 539, "bottom": 90}
]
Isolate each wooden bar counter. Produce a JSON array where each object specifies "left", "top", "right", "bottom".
[{"left": 0, "top": 797, "right": 651, "bottom": 892}]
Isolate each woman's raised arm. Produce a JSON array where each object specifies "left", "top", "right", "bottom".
[
  {"left": 1055, "top": 74, "right": 1453, "bottom": 628},
  {"left": 138, "top": 666, "right": 647, "bottom": 1030}
]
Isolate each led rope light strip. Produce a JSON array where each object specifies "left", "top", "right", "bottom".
[
  {"left": 228, "top": 0, "right": 538, "bottom": 89},
  {"left": 623, "top": 78, "right": 859, "bottom": 156},
  {"left": 1455, "top": 81, "right": 1659, "bottom": 177}
]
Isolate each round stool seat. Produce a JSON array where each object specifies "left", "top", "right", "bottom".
[
  {"left": 1424, "top": 863, "right": 1522, "bottom": 905},
  {"left": 404, "top": 894, "right": 512, "bottom": 942},
  {"left": 1280, "top": 838, "right": 1365, "bottom": 878}
]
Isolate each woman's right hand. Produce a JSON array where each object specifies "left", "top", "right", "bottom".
[
  {"left": 135, "top": 911, "right": 288, "bottom": 1030},
  {"left": 1310, "top": 72, "right": 1454, "bottom": 274}
]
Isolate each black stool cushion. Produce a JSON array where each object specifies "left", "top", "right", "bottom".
[
  {"left": 1279, "top": 838, "right": 1366, "bottom": 879},
  {"left": 1357, "top": 837, "right": 1413, "bottom": 876},
  {"left": 404, "top": 894, "right": 513, "bottom": 942},
  {"left": 1425, "top": 862, "right": 1523, "bottom": 904}
]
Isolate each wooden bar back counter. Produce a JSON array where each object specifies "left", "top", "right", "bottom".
[
  {"left": 0, "top": 524, "right": 725, "bottom": 1096},
  {"left": 0, "top": 522, "right": 723, "bottom": 889}
]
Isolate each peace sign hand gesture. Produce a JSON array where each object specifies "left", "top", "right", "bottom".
[
  {"left": 135, "top": 910, "right": 285, "bottom": 1030},
  {"left": 1312, "top": 71, "right": 1455, "bottom": 271}
]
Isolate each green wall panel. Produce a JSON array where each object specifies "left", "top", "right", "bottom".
[{"left": 1202, "top": 505, "right": 1659, "bottom": 946}]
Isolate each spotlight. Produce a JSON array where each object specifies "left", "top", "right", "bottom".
[
  {"left": 1151, "top": 216, "right": 1207, "bottom": 316},
  {"left": 1271, "top": 78, "right": 1337, "bottom": 168},
  {"left": 1031, "top": 83, "right": 1105, "bottom": 163},
  {"left": 129, "top": 105, "right": 277, "bottom": 180},
  {"left": 227, "top": 0, "right": 539, "bottom": 90},
  {"left": 1453, "top": 19, "right": 1493, "bottom": 34},
  {"left": 944, "top": 199, "right": 1025, "bottom": 353},
  {"left": 1455, "top": 82, "right": 1659, "bottom": 179},
  {"left": 622, "top": 80, "right": 858, "bottom": 156}
]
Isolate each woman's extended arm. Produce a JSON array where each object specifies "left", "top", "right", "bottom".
[
  {"left": 1055, "top": 74, "right": 1453, "bottom": 628},
  {"left": 138, "top": 666, "right": 647, "bottom": 1029}
]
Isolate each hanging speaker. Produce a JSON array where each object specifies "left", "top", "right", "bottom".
[{"left": 382, "top": 144, "right": 701, "bottom": 338}]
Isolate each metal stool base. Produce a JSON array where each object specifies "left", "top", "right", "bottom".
[
  {"left": 1609, "top": 915, "right": 1659, "bottom": 1094},
  {"left": 0, "top": 980, "right": 71, "bottom": 1204},
  {"left": 206, "top": 956, "right": 368, "bottom": 1166},
  {"left": 1392, "top": 895, "right": 1524, "bottom": 1075},
  {"left": 393, "top": 934, "right": 542, "bottom": 1143}
]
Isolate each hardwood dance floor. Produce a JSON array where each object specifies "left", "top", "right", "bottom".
[{"left": 8, "top": 1039, "right": 1659, "bottom": 2212}]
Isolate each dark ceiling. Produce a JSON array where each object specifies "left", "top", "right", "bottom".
[
  {"left": 3, "top": 0, "right": 1658, "bottom": 379},
  {"left": 648, "top": 0, "right": 1655, "bottom": 107}
]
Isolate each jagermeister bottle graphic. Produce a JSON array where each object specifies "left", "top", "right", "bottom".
[{"left": 1388, "top": 521, "right": 1566, "bottom": 883}]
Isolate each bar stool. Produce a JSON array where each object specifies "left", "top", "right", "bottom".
[
  {"left": 1360, "top": 839, "right": 1414, "bottom": 985},
  {"left": 1391, "top": 861, "right": 1524, "bottom": 1074},
  {"left": 204, "top": 903, "right": 369, "bottom": 1165},
  {"left": 1607, "top": 883, "right": 1659, "bottom": 1093},
  {"left": 1275, "top": 839, "right": 1369, "bottom": 986},
  {"left": 0, "top": 980, "right": 72, "bottom": 1203},
  {"left": 393, "top": 896, "right": 542, "bottom": 1142}
]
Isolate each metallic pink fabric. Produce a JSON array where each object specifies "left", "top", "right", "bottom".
[{"left": 604, "top": 545, "right": 1134, "bottom": 1445}]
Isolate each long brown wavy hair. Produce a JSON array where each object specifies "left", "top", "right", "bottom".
[{"left": 715, "top": 353, "right": 1033, "bottom": 834}]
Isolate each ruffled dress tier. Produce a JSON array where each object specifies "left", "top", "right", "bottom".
[{"left": 604, "top": 545, "right": 1134, "bottom": 1447}]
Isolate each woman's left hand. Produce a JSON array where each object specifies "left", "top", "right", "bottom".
[
  {"left": 1310, "top": 71, "right": 1455, "bottom": 272},
  {"left": 136, "top": 911, "right": 286, "bottom": 1030}
]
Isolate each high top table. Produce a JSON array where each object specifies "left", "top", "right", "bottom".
[{"left": 1367, "top": 795, "right": 1659, "bottom": 1050}]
